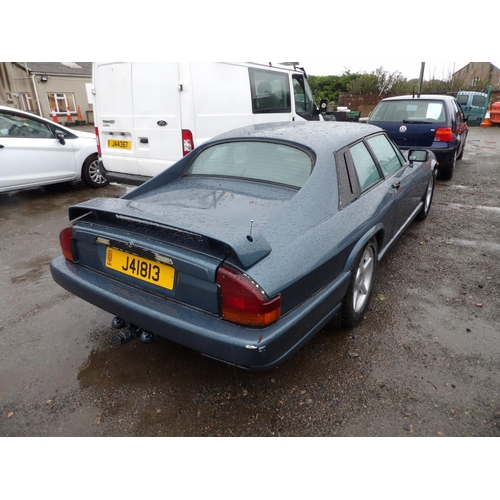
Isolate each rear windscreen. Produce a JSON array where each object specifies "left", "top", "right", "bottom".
[
  {"left": 185, "top": 141, "right": 313, "bottom": 188},
  {"left": 370, "top": 100, "right": 446, "bottom": 123}
]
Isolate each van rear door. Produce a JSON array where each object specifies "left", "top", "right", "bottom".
[
  {"left": 95, "top": 62, "right": 182, "bottom": 178},
  {"left": 456, "top": 91, "right": 487, "bottom": 123},
  {"left": 132, "top": 63, "right": 182, "bottom": 177}
]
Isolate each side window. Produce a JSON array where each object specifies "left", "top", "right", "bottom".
[
  {"left": 366, "top": 134, "right": 403, "bottom": 177},
  {"left": 348, "top": 142, "right": 382, "bottom": 191},
  {"left": 0, "top": 112, "right": 53, "bottom": 138},
  {"left": 249, "top": 68, "right": 291, "bottom": 114},
  {"left": 336, "top": 149, "right": 360, "bottom": 209}
]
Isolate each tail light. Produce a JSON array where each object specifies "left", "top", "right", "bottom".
[
  {"left": 217, "top": 265, "right": 281, "bottom": 327},
  {"left": 95, "top": 126, "right": 101, "bottom": 155},
  {"left": 59, "top": 225, "right": 75, "bottom": 262},
  {"left": 182, "top": 129, "right": 194, "bottom": 156},
  {"left": 434, "top": 127, "right": 454, "bottom": 142}
]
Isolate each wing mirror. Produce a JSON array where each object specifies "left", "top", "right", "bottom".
[
  {"left": 56, "top": 131, "right": 66, "bottom": 145},
  {"left": 408, "top": 149, "right": 428, "bottom": 167}
]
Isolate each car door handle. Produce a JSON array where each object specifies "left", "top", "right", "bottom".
[
  {"left": 392, "top": 181, "right": 401, "bottom": 189},
  {"left": 0, "top": 144, "right": 4, "bottom": 148}
]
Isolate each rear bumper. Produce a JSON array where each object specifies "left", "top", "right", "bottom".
[
  {"left": 430, "top": 147, "right": 456, "bottom": 167},
  {"left": 50, "top": 256, "right": 350, "bottom": 370},
  {"left": 99, "top": 160, "right": 150, "bottom": 186}
]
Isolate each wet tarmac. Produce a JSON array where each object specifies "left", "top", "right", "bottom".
[{"left": 1, "top": 126, "right": 499, "bottom": 437}]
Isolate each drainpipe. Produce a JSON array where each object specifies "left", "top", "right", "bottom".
[{"left": 24, "top": 62, "right": 42, "bottom": 116}]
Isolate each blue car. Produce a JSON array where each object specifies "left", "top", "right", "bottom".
[
  {"left": 50, "top": 122, "right": 437, "bottom": 370},
  {"left": 367, "top": 94, "right": 469, "bottom": 180}
]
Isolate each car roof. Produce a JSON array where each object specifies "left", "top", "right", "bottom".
[
  {"left": 209, "top": 121, "right": 384, "bottom": 154},
  {"left": 378, "top": 94, "right": 455, "bottom": 102},
  {"left": 0, "top": 105, "right": 48, "bottom": 121}
]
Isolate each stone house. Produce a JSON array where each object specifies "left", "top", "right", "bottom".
[
  {"left": 452, "top": 62, "right": 500, "bottom": 90},
  {"left": 0, "top": 62, "right": 94, "bottom": 124}
]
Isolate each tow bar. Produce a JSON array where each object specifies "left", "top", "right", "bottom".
[{"left": 111, "top": 317, "right": 157, "bottom": 345}]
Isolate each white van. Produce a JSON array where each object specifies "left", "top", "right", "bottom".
[{"left": 93, "top": 62, "right": 324, "bottom": 185}]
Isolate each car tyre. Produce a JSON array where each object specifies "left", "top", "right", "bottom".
[
  {"left": 416, "top": 171, "right": 435, "bottom": 221},
  {"left": 342, "top": 237, "right": 378, "bottom": 327},
  {"left": 437, "top": 151, "right": 456, "bottom": 181},
  {"left": 82, "top": 155, "right": 109, "bottom": 188},
  {"left": 456, "top": 134, "right": 467, "bottom": 160}
]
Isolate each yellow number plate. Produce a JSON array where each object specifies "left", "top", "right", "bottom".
[
  {"left": 105, "top": 247, "right": 174, "bottom": 290},
  {"left": 108, "top": 139, "right": 131, "bottom": 149}
]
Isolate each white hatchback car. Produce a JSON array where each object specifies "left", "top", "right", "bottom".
[{"left": 0, "top": 105, "right": 108, "bottom": 193}]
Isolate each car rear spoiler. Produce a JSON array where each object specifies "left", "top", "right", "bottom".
[{"left": 68, "top": 198, "right": 271, "bottom": 269}]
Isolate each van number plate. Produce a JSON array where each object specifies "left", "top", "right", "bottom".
[
  {"left": 108, "top": 139, "right": 131, "bottom": 149},
  {"left": 105, "top": 247, "right": 174, "bottom": 290}
]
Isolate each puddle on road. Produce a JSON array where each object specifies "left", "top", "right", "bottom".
[
  {"left": 10, "top": 254, "right": 54, "bottom": 283},
  {"left": 0, "top": 182, "right": 128, "bottom": 221}
]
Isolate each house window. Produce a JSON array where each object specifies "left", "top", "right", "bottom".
[
  {"left": 472, "top": 77, "right": 480, "bottom": 86},
  {"left": 47, "top": 92, "right": 76, "bottom": 114},
  {"left": 20, "top": 92, "right": 34, "bottom": 111}
]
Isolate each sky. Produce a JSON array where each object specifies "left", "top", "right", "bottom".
[{"left": 6, "top": 1, "right": 495, "bottom": 84}]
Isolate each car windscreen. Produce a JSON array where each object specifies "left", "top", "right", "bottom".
[
  {"left": 184, "top": 141, "right": 313, "bottom": 188},
  {"left": 370, "top": 100, "right": 446, "bottom": 123}
]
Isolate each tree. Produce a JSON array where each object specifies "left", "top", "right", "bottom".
[
  {"left": 373, "top": 67, "right": 407, "bottom": 94},
  {"left": 308, "top": 72, "right": 362, "bottom": 104},
  {"left": 347, "top": 73, "right": 378, "bottom": 94}
]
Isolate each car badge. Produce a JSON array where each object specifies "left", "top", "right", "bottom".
[{"left": 399, "top": 125, "right": 407, "bottom": 133}]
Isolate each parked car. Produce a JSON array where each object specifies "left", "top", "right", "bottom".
[
  {"left": 50, "top": 121, "right": 437, "bottom": 370},
  {"left": 0, "top": 105, "right": 108, "bottom": 193},
  {"left": 367, "top": 94, "right": 469, "bottom": 180}
]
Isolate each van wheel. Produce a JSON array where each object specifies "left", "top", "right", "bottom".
[
  {"left": 342, "top": 238, "right": 378, "bottom": 327},
  {"left": 82, "top": 155, "right": 109, "bottom": 188}
]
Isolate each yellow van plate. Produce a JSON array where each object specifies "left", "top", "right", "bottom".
[{"left": 108, "top": 139, "right": 131, "bottom": 150}]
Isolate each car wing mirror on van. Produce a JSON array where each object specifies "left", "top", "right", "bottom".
[
  {"left": 408, "top": 149, "right": 428, "bottom": 167},
  {"left": 56, "top": 131, "right": 66, "bottom": 145},
  {"left": 319, "top": 99, "right": 328, "bottom": 114}
]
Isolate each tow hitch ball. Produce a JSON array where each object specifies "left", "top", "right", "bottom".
[{"left": 111, "top": 317, "right": 156, "bottom": 345}]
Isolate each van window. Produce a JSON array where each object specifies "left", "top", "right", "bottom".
[
  {"left": 249, "top": 68, "right": 291, "bottom": 114},
  {"left": 292, "top": 74, "right": 317, "bottom": 120},
  {"left": 185, "top": 141, "right": 312, "bottom": 188},
  {"left": 472, "top": 94, "right": 486, "bottom": 107}
]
